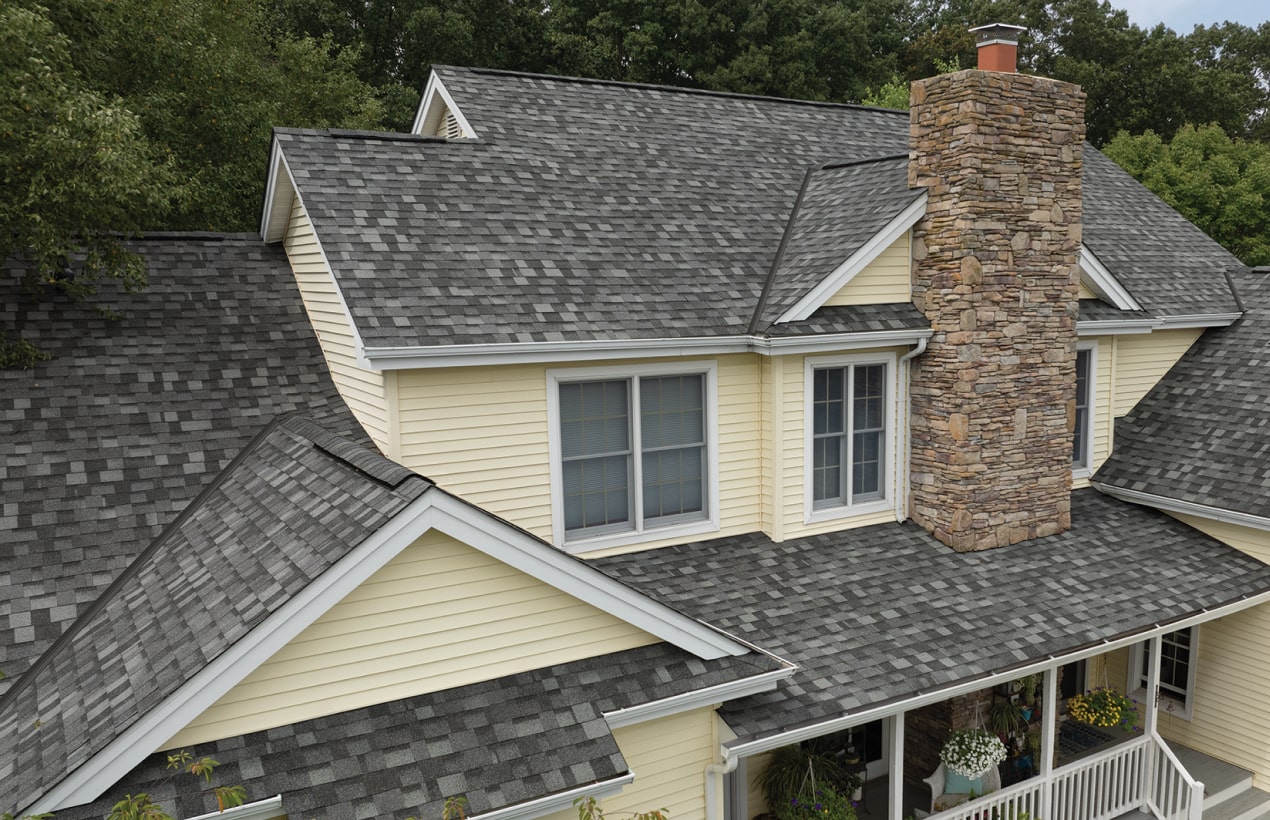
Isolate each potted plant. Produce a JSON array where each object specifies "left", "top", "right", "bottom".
[
  {"left": 939, "top": 728, "right": 1008, "bottom": 794},
  {"left": 989, "top": 698, "right": 1023, "bottom": 740},
  {"left": 1066, "top": 687, "right": 1141, "bottom": 732},
  {"left": 757, "top": 744, "right": 860, "bottom": 817},
  {"left": 1018, "top": 674, "right": 1040, "bottom": 721}
]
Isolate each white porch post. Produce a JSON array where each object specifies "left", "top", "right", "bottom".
[
  {"left": 1040, "top": 665, "right": 1058, "bottom": 814},
  {"left": 888, "top": 712, "right": 905, "bottom": 820},
  {"left": 1141, "top": 634, "right": 1163, "bottom": 811}
]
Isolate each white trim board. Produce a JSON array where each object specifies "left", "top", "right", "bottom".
[
  {"left": 777, "top": 193, "right": 928, "bottom": 324},
  {"left": 29, "top": 486, "right": 748, "bottom": 815},
  {"left": 1092, "top": 483, "right": 1270, "bottom": 533},
  {"left": 1080, "top": 245, "right": 1143, "bottom": 311},
  {"left": 411, "top": 72, "right": 477, "bottom": 138},
  {"left": 471, "top": 775, "right": 634, "bottom": 820}
]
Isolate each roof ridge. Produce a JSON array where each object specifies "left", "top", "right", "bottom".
[
  {"left": 274, "top": 127, "right": 447, "bottom": 144},
  {"left": 443, "top": 65, "right": 912, "bottom": 116}
]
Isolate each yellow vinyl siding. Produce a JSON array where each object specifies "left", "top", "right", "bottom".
[
  {"left": 1078, "top": 280, "right": 1098, "bottom": 299},
  {"left": 164, "top": 530, "right": 657, "bottom": 748},
  {"left": 283, "top": 197, "right": 390, "bottom": 451},
  {"left": 393, "top": 355, "right": 763, "bottom": 557},
  {"left": 1112, "top": 329, "right": 1203, "bottom": 417},
  {"left": 822, "top": 234, "right": 911, "bottom": 306},
  {"left": 1166, "top": 513, "right": 1270, "bottom": 563},
  {"left": 781, "top": 348, "right": 908, "bottom": 538}
]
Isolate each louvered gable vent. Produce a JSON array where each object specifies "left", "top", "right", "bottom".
[{"left": 436, "top": 107, "right": 464, "bottom": 139}]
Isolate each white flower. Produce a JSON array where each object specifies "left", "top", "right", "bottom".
[{"left": 939, "top": 728, "right": 1008, "bottom": 778}]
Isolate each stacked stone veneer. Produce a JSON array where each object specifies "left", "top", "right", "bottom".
[{"left": 908, "top": 70, "right": 1086, "bottom": 552}]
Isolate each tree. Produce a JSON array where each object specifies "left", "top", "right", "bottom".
[
  {"left": 0, "top": 1, "right": 173, "bottom": 368},
  {"left": 1103, "top": 123, "right": 1270, "bottom": 266}
]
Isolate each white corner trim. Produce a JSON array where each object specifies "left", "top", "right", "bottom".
[
  {"left": 470, "top": 775, "right": 634, "bottom": 820},
  {"left": 720, "top": 586, "right": 1270, "bottom": 761},
  {"left": 361, "top": 330, "right": 934, "bottom": 370},
  {"left": 1156, "top": 312, "right": 1241, "bottom": 329},
  {"left": 411, "top": 72, "right": 477, "bottom": 138},
  {"left": 778, "top": 192, "right": 928, "bottom": 324},
  {"left": 427, "top": 491, "right": 747, "bottom": 659},
  {"left": 1092, "top": 483, "right": 1270, "bottom": 533},
  {"left": 186, "top": 795, "right": 283, "bottom": 820},
  {"left": 36, "top": 491, "right": 441, "bottom": 815},
  {"left": 1079, "top": 245, "right": 1143, "bottom": 311},
  {"left": 602, "top": 665, "right": 795, "bottom": 729}
]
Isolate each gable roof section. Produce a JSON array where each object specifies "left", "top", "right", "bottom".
[
  {"left": 266, "top": 67, "right": 1242, "bottom": 360},
  {"left": 591, "top": 489, "right": 1270, "bottom": 750},
  {"left": 759, "top": 157, "right": 924, "bottom": 326},
  {"left": 411, "top": 71, "right": 478, "bottom": 138},
  {"left": 1095, "top": 269, "right": 1270, "bottom": 523},
  {"left": 0, "top": 235, "right": 364, "bottom": 691},
  {"left": 1, "top": 414, "right": 754, "bottom": 816}
]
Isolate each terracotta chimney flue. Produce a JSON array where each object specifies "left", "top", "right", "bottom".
[{"left": 970, "top": 23, "right": 1026, "bottom": 73}]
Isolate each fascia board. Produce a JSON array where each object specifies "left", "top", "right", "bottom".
[
  {"left": 1079, "top": 245, "right": 1143, "bottom": 311},
  {"left": 1076, "top": 319, "right": 1158, "bottom": 336},
  {"left": 35, "top": 490, "right": 441, "bottom": 815},
  {"left": 259, "top": 139, "right": 292, "bottom": 243},
  {"left": 427, "top": 491, "right": 749, "bottom": 659},
  {"left": 602, "top": 666, "right": 795, "bottom": 729},
  {"left": 776, "top": 192, "right": 927, "bottom": 324},
  {"left": 470, "top": 775, "right": 634, "bottom": 820},
  {"left": 361, "top": 330, "right": 933, "bottom": 370},
  {"left": 411, "top": 72, "right": 477, "bottom": 138},
  {"left": 722, "top": 585, "right": 1270, "bottom": 760},
  {"left": 1156, "top": 312, "right": 1241, "bottom": 329},
  {"left": 1093, "top": 482, "right": 1270, "bottom": 533}
]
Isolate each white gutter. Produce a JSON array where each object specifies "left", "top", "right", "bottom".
[
  {"left": 720, "top": 585, "right": 1270, "bottom": 761},
  {"left": 1092, "top": 483, "right": 1270, "bottom": 533},
  {"left": 1076, "top": 319, "right": 1157, "bottom": 336},
  {"left": 470, "top": 774, "right": 635, "bottom": 820},
  {"left": 186, "top": 795, "right": 283, "bottom": 820},
  {"left": 603, "top": 666, "right": 795, "bottom": 729},
  {"left": 1157, "top": 312, "right": 1242, "bottom": 328},
  {"left": 362, "top": 330, "right": 934, "bottom": 370}
]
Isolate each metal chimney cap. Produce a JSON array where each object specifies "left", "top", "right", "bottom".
[{"left": 969, "top": 23, "right": 1027, "bottom": 45}]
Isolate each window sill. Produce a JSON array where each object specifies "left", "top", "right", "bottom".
[
  {"left": 804, "top": 498, "right": 894, "bottom": 526},
  {"left": 560, "top": 517, "right": 719, "bottom": 555},
  {"left": 1130, "top": 686, "right": 1193, "bottom": 722},
  {"left": 1072, "top": 466, "right": 1092, "bottom": 480}
]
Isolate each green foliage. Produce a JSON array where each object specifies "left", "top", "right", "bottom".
[
  {"left": 861, "top": 75, "right": 910, "bottom": 109},
  {"left": 574, "top": 795, "right": 668, "bottom": 820},
  {"left": 773, "top": 784, "right": 856, "bottom": 820},
  {"left": 1104, "top": 123, "right": 1270, "bottom": 266},
  {"left": 757, "top": 743, "right": 861, "bottom": 814},
  {"left": 0, "top": 0, "right": 172, "bottom": 357},
  {"left": 443, "top": 795, "right": 470, "bottom": 820}
]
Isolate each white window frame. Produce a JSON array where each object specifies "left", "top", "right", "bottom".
[
  {"left": 1073, "top": 341, "right": 1098, "bottom": 478},
  {"left": 547, "top": 361, "right": 720, "bottom": 553},
  {"left": 803, "top": 351, "right": 899, "bottom": 524},
  {"left": 1129, "top": 626, "right": 1199, "bottom": 721}
]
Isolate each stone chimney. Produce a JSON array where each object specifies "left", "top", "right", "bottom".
[{"left": 907, "top": 27, "right": 1085, "bottom": 552}]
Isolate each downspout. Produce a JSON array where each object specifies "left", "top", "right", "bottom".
[
  {"left": 705, "top": 751, "right": 741, "bottom": 820},
  {"left": 896, "top": 337, "right": 928, "bottom": 522}
]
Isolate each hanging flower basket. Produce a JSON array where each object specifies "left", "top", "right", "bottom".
[
  {"left": 939, "top": 728, "right": 1008, "bottom": 779},
  {"left": 1067, "top": 687, "right": 1140, "bottom": 732}
]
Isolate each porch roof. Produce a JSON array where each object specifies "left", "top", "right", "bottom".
[{"left": 590, "top": 490, "right": 1270, "bottom": 749}]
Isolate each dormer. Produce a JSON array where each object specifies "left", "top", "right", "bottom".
[{"left": 410, "top": 71, "right": 477, "bottom": 138}]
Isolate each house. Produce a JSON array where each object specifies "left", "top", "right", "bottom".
[{"left": 4, "top": 25, "right": 1270, "bottom": 820}]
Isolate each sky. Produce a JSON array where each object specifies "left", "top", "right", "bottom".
[{"left": 1114, "top": 0, "right": 1268, "bottom": 33}]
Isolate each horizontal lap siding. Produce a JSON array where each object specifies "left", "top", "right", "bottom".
[
  {"left": 608, "top": 707, "right": 718, "bottom": 820},
  {"left": 823, "top": 234, "right": 911, "bottom": 306},
  {"left": 1112, "top": 329, "right": 1202, "bottom": 417},
  {"left": 394, "top": 356, "right": 762, "bottom": 558},
  {"left": 164, "top": 530, "right": 657, "bottom": 748},
  {"left": 283, "top": 198, "right": 389, "bottom": 450}
]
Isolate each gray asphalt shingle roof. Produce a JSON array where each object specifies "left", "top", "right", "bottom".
[
  {"left": 277, "top": 67, "right": 1240, "bottom": 352},
  {"left": 590, "top": 490, "right": 1270, "bottom": 745},
  {"left": 0, "top": 415, "right": 431, "bottom": 815},
  {"left": 0, "top": 236, "right": 363, "bottom": 689},
  {"left": 50, "top": 643, "right": 778, "bottom": 820},
  {"left": 1095, "top": 270, "right": 1270, "bottom": 518}
]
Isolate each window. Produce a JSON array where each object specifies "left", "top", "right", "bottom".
[
  {"left": 1072, "top": 345, "right": 1095, "bottom": 470},
  {"left": 1130, "top": 627, "right": 1198, "bottom": 719},
  {"left": 805, "top": 354, "right": 896, "bottom": 522},
  {"left": 549, "top": 363, "right": 717, "bottom": 549}
]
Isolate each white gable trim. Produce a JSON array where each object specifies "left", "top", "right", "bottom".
[
  {"left": 776, "top": 192, "right": 927, "bottom": 324},
  {"left": 1079, "top": 245, "right": 1143, "bottom": 311},
  {"left": 259, "top": 138, "right": 293, "bottom": 243},
  {"left": 34, "top": 488, "right": 746, "bottom": 815},
  {"left": 411, "top": 72, "right": 477, "bottom": 138}
]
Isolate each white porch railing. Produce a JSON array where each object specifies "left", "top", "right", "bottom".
[{"left": 930, "top": 734, "right": 1202, "bottom": 820}]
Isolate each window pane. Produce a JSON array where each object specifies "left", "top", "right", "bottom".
[
  {"left": 561, "top": 380, "right": 629, "bottom": 458},
  {"left": 641, "top": 375, "right": 704, "bottom": 449},
  {"left": 563, "top": 455, "right": 630, "bottom": 531},
  {"left": 1073, "top": 349, "right": 1090, "bottom": 465},
  {"left": 852, "top": 430, "right": 883, "bottom": 500},
  {"left": 642, "top": 446, "right": 705, "bottom": 520},
  {"left": 854, "top": 365, "right": 885, "bottom": 431},
  {"left": 813, "top": 436, "right": 843, "bottom": 503},
  {"left": 813, "top": 369, "right": 845, "bottom": 435}
]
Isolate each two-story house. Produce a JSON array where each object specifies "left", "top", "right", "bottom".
[{"left": 5, "top": 26, "right": 1270, "bottom": 820}]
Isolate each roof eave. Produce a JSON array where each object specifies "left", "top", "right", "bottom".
[{"left": 1092, "top": 481, "right": 1270, "bottom": 534}]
